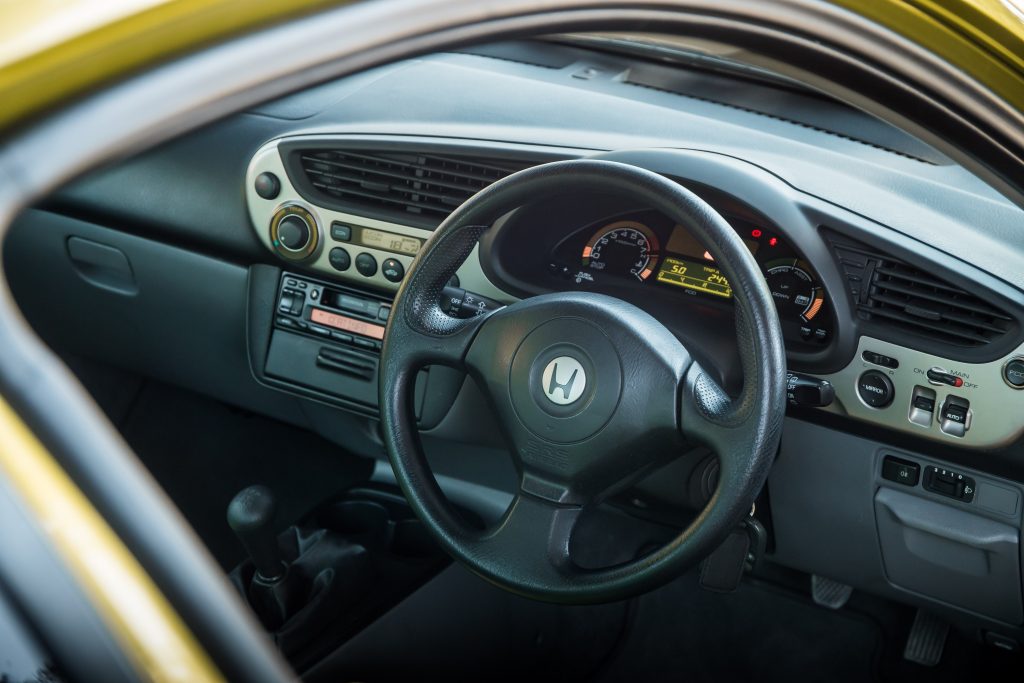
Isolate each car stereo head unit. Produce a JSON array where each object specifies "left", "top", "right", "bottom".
[{"left": 274, "top": 272, "right": 390, "bottom": 353}]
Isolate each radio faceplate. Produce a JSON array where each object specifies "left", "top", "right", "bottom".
[{"left": 274, "top": 272, "right": 391, "bottom": 353}]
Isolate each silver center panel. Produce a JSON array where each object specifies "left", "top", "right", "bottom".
[
  {"left": 820, "top": 336, "right": 1024, "bottom": 449},
  {"left": 245, "top": 137, "right": 515, "bottom": 303}
]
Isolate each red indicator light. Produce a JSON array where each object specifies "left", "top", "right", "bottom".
[
  {"left": 769, "top": 237, "right": 778, "bottom": 247},
  {"left": 954, "top": 377, "right": 964, "bottom": 388},
  {"left": 751, "top": 229, "right": 762, "bottom": 238}
]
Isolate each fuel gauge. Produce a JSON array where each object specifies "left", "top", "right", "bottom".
[{"left": 765, "top": 261, "right": 825, "bottom": 324}]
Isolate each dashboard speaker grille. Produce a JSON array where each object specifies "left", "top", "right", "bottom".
[
  {"left": 831, "top": 237, "right": 1012, "bottom": 348},
  {"left": 295, "top": 150, "right": 533, "bottom": 222}
]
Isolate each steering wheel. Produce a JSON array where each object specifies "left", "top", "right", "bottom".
[{"left": 379, "top": 159, "right": 785, "bottom": 604}]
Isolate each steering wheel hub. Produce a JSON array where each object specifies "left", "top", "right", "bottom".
[{"left": 507, "top": 316, "right": 621, "bottom": 439}]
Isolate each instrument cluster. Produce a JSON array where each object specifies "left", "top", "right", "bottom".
[{"left": 546, "top": 209, "right": 833, "bottom": 348}]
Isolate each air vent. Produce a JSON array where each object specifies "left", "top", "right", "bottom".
[
  {"left": 295, "top": 150, "right": 534, "bottom": 223},
  {"left": 831, "top": 238, "right": 1013, "bottom": 348}
]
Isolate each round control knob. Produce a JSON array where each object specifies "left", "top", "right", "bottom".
[
  {"left": 857, "top": 370, "right": 894, "bottom": 408},
  {"left": 269, "top": 205, "right": 319, "bottom": 261},
  {"left": 277, "top": 215, "right": 310, "bottom": 251},
  {"left": 1004, "top": 357, "right": 1024, "bottom": 389}
]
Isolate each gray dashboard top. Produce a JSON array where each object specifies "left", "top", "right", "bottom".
[{"left": 55, "top": 47, "right": 1024, "bottom": 297}]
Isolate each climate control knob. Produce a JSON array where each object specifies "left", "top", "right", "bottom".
[
  {"left": 277, "top": 215, "right": 310, "bottom": 251},
  {"left": 269, "top": 205, "right": 319, "bottom": 261}
]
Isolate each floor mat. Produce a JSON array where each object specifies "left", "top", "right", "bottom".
[
  {"left": 595, "top": 572, "right": 881, "bottom": 683},
  {"left": 119, "top": 382, "right": 374, "bottom": 569}
]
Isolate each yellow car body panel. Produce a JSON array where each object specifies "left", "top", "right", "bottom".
[
  {"left": 0, "top": 0, "right": 1022, "bottom": 680},
  {"left": 0, "top": 0, "right": 347, "bottom": 132},
  {"left": 0, "top": 396, "right": 224, "bottom": 682},
  {"left": 0, "top": 0, "right": 1020, "bottom": 128}
]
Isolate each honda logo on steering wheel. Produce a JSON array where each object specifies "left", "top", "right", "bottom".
[{"left": 541, "top": 356, "right": 587, "bottom": 405}]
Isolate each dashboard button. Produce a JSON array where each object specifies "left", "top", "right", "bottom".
[
  {"left": 882, "top": 456, "right": 919, "bottom": 486},
  {"left": 939, "top": 395, "right": 971, "bottom": 437},
  {"left": 330, "top": 222, "right": 352, "bottom": 241},
  {"left": 857, "top": 370, "right": 894, "bottom": 408},
  {"left": 381, "top": 258, "right": 405, "bottom": 283},
  {"left": 329, "top": 247, "right": 351, "bottom": 272},
  {"left": 1003, "top": 358, "right": 1024, "bottom": 389},
  {"left": 330, "top": 331, "right": 353, "bottom": 345},
  {"left": 254, "top": 172, "right": 280, "bottom": 200},
  {"left": 355, "top": 252, "right": 377, "bottom": 277}
]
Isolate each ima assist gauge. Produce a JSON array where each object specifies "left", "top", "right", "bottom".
[
  {"left": 582, "top": 221, "right": 660, "bottom": 281},
  {"left": 765, "top": 261, "right": 825, "bottom": 322}
]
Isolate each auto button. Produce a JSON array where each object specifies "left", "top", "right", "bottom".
[{"left": 939, "top": 395, "right": 971, "bottom": 437}]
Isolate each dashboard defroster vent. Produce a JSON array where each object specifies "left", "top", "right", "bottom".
[
  {"left": 295, "top": 150, "right": 534, "bottom": 223},
  {"left": 830, "top": 236, "right": 1013, "bottom": 349}
]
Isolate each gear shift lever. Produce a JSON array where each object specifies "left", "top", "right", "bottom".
[{"left": 228, "top": 485, "right": 286, "bottom": 582}]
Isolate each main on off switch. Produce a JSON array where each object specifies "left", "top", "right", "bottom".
[{"left": 857, "top": 370, "right": 894, "bottom": 408}]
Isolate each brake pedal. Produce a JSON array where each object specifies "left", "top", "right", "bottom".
[
  {"left": 811, "top": 575, "right": 853, "bottom": 609},
  {"left": 904, "top": 609, "right": 949, "bottom": 667}
]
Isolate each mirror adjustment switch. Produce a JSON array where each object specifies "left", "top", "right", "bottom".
[
  {"left": 882, "top": 456, "right": 920, "bottom": 486},
  {"left": 857, "top": 370, "right": 894, "bottom": 408}
]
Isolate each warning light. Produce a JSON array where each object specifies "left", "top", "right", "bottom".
[
  {"left": 769, "top": 237, "right": 778, "bottom": 247},
  {"left": 751, "top": 229, "right": 763, "bottom": 238}
]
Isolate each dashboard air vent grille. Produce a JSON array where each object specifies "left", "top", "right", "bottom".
[
  {"left": 831, "top": 238, "right": 1012, "bottom": 348},
  {"left": 297, "top": 150, "right": 534, "bottom": 221}
]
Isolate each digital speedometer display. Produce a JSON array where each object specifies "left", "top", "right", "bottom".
[{"left": 656, "top": 257, "right": 732, "bottom": 298}]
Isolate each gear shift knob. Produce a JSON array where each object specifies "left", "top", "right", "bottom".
[{"left": 227, "top": 485, "right": 286, "bottom": 582}]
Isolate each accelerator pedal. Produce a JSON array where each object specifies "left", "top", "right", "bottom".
[{"left": 904, "top": 609, "right": 949, "bottom": 667}]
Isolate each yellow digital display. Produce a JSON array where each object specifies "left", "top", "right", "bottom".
[
  {"left": 656, "top": 257, "right": 732, "bottom": 298},
  {"left": 359, "top": 227, "right": 422, "bottom": 256}
]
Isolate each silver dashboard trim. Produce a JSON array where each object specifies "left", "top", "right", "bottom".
[
  {"left": 245, "top": 137, "right": 524, "bottom": 303},
  {"left": 820, "top": 336, "right": 1024, "bottom": 449}
]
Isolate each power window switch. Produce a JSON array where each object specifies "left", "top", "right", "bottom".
[{"left": 882, "top": 456, "right": 920, "bottom": 487}]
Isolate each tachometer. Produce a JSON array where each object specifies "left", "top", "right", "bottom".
[
  {"left": 765, "top": 261, "right": 825, "bottom": 323},
  {"left": 582, "top": 221, "right": 660, "bottom": 281}
]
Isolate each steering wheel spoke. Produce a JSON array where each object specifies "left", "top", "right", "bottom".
[{"left": 469, "top": 494, "right": 582, "bottom": 591}]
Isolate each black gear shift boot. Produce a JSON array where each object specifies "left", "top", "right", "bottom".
[{"left": 230, "top": 525, "right": 369, "bottom": 654}]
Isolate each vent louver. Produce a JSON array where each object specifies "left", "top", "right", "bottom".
[
  {"left": 295, "top": 150, "right": 534, "bottom": 223},
  {"left": 831, "top": 238, "right": 1012, "bottom": 348}
]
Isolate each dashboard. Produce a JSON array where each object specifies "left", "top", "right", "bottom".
[{"left": 8, "top": 40, "right": 1024, "bottom": 643}]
